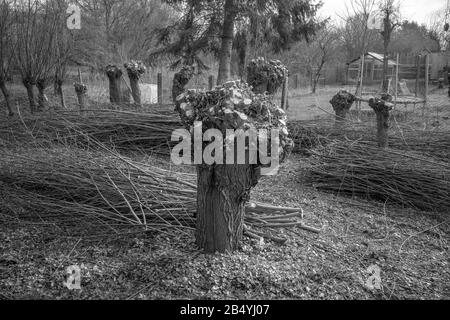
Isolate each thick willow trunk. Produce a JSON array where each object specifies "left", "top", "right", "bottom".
[
  {"left": 106, "top": 66, "right": 123, "bottom": 104},
  {"left": 55, "top": 79, "right": 66, "bottom": 109},
  {"left": 128, "top": 75, "right": 141, "bottom": 106},
  {"left": 369, "top": 97, "right": 393, "bottom": 149},
  {"left": 74, "top": 83, "right": 87, "bottom": 113},
  {"left": 330, "top": 91, "right": 356, "bottom": 129},
  {"left": 0, "top": 80, "right": 14, "bottom": 116},
  {"left": 22, "top": 78, "right": 36, "bottom": 113},
  {"left": 196, "top": 164, "right": 260, "bottom": 253},
  {"left": 36, "top": 79, "right": 49, "bottom": 111},
  {"left": 217, "top": 0, "right": 236, "bottom": 85}
]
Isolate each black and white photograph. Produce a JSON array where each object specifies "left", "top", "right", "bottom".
[{"left": 0, "top": 0, "right": 448, "bottom": 305}]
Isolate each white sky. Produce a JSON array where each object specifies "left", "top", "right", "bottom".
[{"left": 319, "top": 0, "right": 447, "bottom": 25}]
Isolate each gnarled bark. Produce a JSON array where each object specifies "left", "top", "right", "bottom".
[
  {"left": 22, "top": 77, "right": 36, "bottom": 113},
  {"left": 369, "top": 97, "right": 393, "bottom": 149},
  {"left": 55, "top": 78, "right": 66, "bottom": 109},
  {"left": 36, "top": 78, "right": 50, "bottom": 111},
  {"left": 196, "top": 163, "right": 260, "bottom": 253},
  {"left": 124, "top": 61, "right": 146, "bottom": 107},
  {"left": 330, "top": 90, "right": 356, "bottom": 128},
  {"left": 74, "top": 82, "right": 88, "bottom": 113},
  {"left": 106, "top": 65, "right": 123, "bottom": 104}
]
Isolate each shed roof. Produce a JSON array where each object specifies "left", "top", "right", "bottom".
[{"left": 348, "top": 52, "right": 398, "bottom": 66}]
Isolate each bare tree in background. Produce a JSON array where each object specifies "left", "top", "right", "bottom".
[
  {"left": 0, "top": 0, "right": 15, "bottom": 116},
  {"left": 308, "top": 26, "right": 340, "bottom": 93},
  {"left": 74, "top": 0, "right": 172, "bottom": 69},
  {"left": 379, "top": 0, "right": 400, "bottom": 93},
  {"left": 427, "top": 6, "right": 450, "bottom": 52},
  {"left": 12, "top": 0, "right": 62, "bottom": 113},
  {"left": 338, "top": 0, "right": 381, "bottom": 62}
]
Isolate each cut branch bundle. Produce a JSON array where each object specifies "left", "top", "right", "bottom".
[
  {"left": 0, "top": 110, "right": 182, "bottom": 154},
  {"left": 0, "top": 147, "right": 310, "bottom": 238},
  {"left": 288, "top": 120, "right": 450, "bottom": 162},
  {"left": 308, "top": 141, "right": 450, "bottom": 212}
]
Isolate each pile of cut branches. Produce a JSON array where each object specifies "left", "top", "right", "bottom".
[
  {"left": 288, "top": 119, "right": 450, "bottom": 161},
  {"left": 308, "top": 141, "right": 450, "bottom": 212},
  {"left": 0, "top": 147, "right": 315, "bottom": 239},
  {"left": 0, "top": 110, "right": 181, "bottom": 154}
]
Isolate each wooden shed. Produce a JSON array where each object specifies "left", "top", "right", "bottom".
[{"left": 346, "top": 52, "right": 397, "bottom": 83}]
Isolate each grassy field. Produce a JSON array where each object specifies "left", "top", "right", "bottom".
[{"left": 0, "top": 82, "right": 449, "bottom": 300}]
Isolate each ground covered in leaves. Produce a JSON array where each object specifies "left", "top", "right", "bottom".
[{"left": 0, "top": 155, "right": 448, "bottom": 300}]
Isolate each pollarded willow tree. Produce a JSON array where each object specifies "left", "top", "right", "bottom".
[
  {"left": 246, "top": 57, "right": 288, "bottom": 95},
  {"left": 174, "top": 80, "right": 293, "bottom": 253},
  {"left": 105, "top": 65, "right": 124, "bottom": 104},
  {"left": 124, "top": 60, "right": 147, "bottom": 106},
  {"left": 330, "top": 90, "right": 356, "bottom": 128}
]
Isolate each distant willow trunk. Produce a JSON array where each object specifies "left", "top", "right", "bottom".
[
  {"left": 124, "top": 61, "right": 146, "bottom": 107},
  {"left": 369, "top": 97, "right": 393, "bottom": 149},
  {"left": 74, "top": 83, "right": 87, "bottom": 113},
  {"left": 172, "top": 66, "right": 194, "bottom": 103},
  {"left": 0, "top": 79, "right": 14, "bottom": 116},
  {"left": 106, "top": 65, "right": 123, "bottom": 104},
  {"left": 330, "top": 91, "right": 356, "bottom": 128},
  {"left": 54, "top": 67, "right": 67, "bottom": 109},
  {"left": 36, "top": 78, "right": 49, "bottom": 111},
  {"left": 54, "top": 78, "right": 66, "bottom": 109},
  {"left": 22, "top": 77, "right": 36, "bottom": 114},
  {"left": 217, "top": 0, "right": 236, "bottom": 85}
]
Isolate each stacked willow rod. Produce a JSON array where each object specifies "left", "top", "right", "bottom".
[
  {"left": 288, "top": 120, "right": 450, "bottom": 161},
  {"left": 0, "top": 147, "right": 310, "bottom": 237},
  {"left": 308, "top": 141, "right": 450, "bottom": 212},
  {"left": 0, "top": 110, "right": 182, "bottom": 153}
]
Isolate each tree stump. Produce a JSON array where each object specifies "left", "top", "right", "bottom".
[
  {"left": 172, "top": 66, "right": 194, "bottom": 104},
  {"left": 74, "top": 82, "right": 88, "bottom": 113},
  {"left": 124, "top": 61, "right": 146, "bottom": 107},
  {"left": 105, "top": 65, "right": 123, "bottom": 104},
  {"left": 330, "top": 90, "right": 356, "bottom": 128},
  {"left": 175, "top": 80, "right": 293, "bottom": 253},
  {"left": 369, "top": 97, "right": 393, "bottom": 149}
]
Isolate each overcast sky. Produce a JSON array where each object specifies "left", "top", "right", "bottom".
[{"left": 319, "top": 0, "right": 447, "bottom": 25}]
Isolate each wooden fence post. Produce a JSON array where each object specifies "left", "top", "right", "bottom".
[
  {"left": 208, "top": 75, "right": 215, "bottom": 90},
  {"left": 425, "top": 54, "right": 429, "bottom": 102}
]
